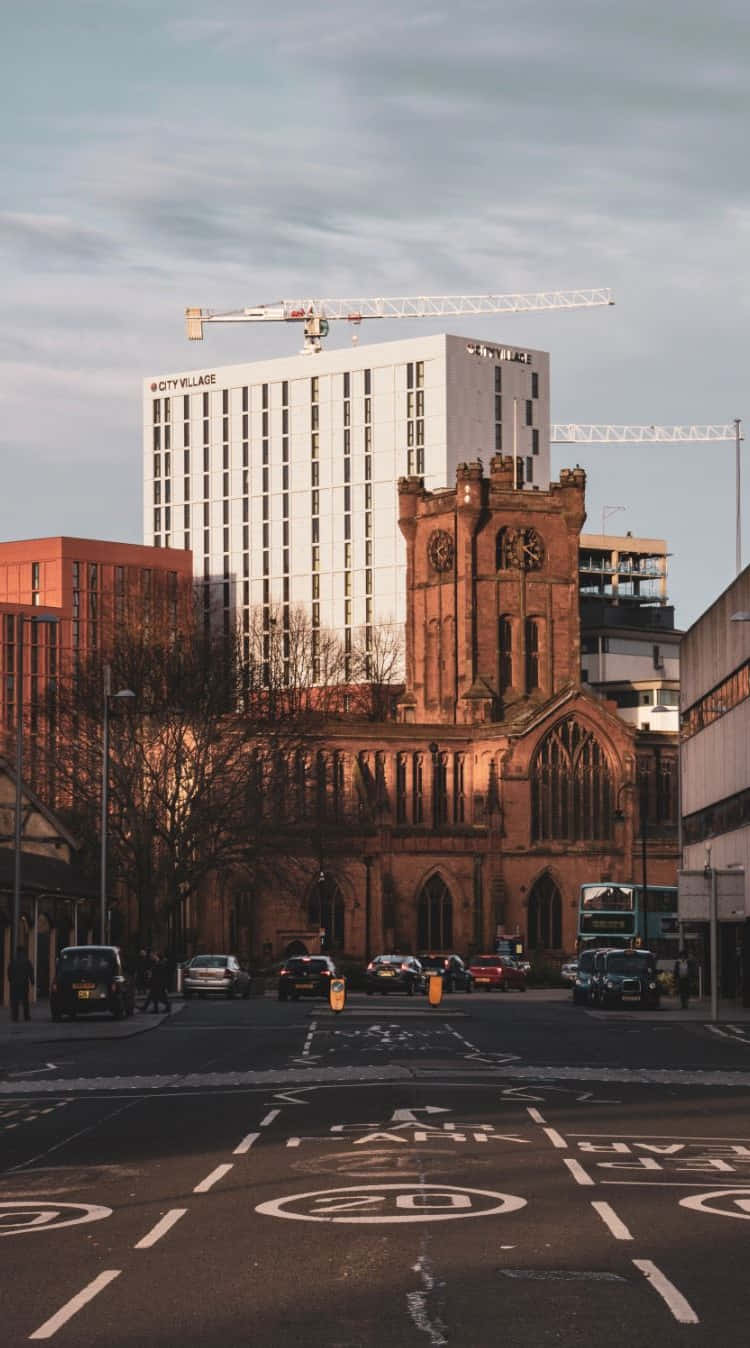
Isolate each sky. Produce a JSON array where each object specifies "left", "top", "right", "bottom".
[{"left": 1, "top": 0, "right": 748, "bottom": 630}]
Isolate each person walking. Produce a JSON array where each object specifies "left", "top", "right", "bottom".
[
  {"left": 143, "top": 952, "right": 170, "bottom": 1014},
  {"left": 7, "top": 946, "right": 35, "bottom": 1023},
  {"left": 674, "top": 949, "right": 691, "bottom": 1009}
]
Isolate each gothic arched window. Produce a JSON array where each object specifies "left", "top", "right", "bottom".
[
  {"left": 308, "top": 874, "right": 345, "bottom": 950},
  {"left": 417, "top": 874, "right": 453, "bottom": 950},
  {"left": 527, "top": 873, "right": 563, "bottom": 950},
  {"left": 531, "top": 717, "right": 613, "bottom": 841},
  {"left": 496, "top": 528, "right": 514, "bottom": 570}
]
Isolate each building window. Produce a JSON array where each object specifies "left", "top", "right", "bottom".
[
  {"left": 417, "top": 874, "right": 453, "bottom": 950},
  {"left": 499, "top": 616, "right": 513, "bottom": 691},
  {"left": 412, "top": 753, "right": 424, "bottom": 824},
  {"left": 525, "top": 399, "right": 533, "bottom": 427},
  {"left": 396, "top": 753, "right": 408, "bottom": 824},
  {"left": 531, "top": 717, "right": 613, "bottom": 842},
  {"left": 453, "top": 754, "right": 465, "bottom": 823},
  {"left": 526, "top": 457, "right": 533, "bottom": 484},
  {"left": 532, "top": 428, "right": 539, "bottom": 455},
  {"left": 532, "top": 371, "right": 539, "bottom": 398},
  {"left": 525, "top": 618, "right": 540, "bottom": 690}
]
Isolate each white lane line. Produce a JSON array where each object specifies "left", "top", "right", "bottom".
[
  {"left": 29, "top": 1270, "right": 121, "bottom": 1339},
  {"left": 193, "top": 1162, "right": 233, "bottom": 1193},
  {"left": 633, "top": 1260, "right": 699, "bottom": 1324},
  {"left": 287, "top": 1137, "right": 301, "bottom": 1147},
  {"left": 591, "top": 1201, "right": 633, "bottom": 1240},
  {"left": 259, "top": 1109, "right": 280, "bottom": 1127},
  {"left": 234, "top": 1131, "right": 260, "bottom": 1155},
  {"left": 527, "top": 1108, "right": 546, "bottom": 1124},
  {"left": 302, "top": 1020, "right": 317, "bottom": 1057},
  {"left": 542, "top": 1127, "right": 567, "bottom": 1149},
  {"left": 564, "top": 1158, "right": 595, "bottom": 1187},
  {"left": 707, "top": 1025, "right": 734, "bottom": 1040},
  {"left": 134, "top": 1208, "right": 187, "bottom": 1249}
]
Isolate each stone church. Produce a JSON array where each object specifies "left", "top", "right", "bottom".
[{"left": 202, "top": 454, "right": 678, "bottom": 965}]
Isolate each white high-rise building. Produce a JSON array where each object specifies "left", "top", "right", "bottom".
[{"left": 143, "top": 332, "right": 550, "bottom": 671}]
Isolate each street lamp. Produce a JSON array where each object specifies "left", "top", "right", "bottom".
[
  {"left": 12, "top": 613, "right": 59, "bottom": 956},
  {"left": 101, "top": 665, "right": 135, "bottom": 944},
  {"left": 614, "top": 777, "right": 649, "bottom": 946}
]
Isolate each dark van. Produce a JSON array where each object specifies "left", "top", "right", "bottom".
[{"left": 50, "top": 946, "right": 135, "bottom": 1021}]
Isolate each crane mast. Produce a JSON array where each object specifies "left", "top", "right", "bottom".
[{"left": 186, "top": 287, "right": 614, "bottom": 352}]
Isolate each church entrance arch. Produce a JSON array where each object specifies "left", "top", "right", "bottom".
[
  {"left": 417, "top": 874, "right": 454, "bottom": 951},
  {"left": 527, "top": 873, "right": 563, "bottom": 952}
]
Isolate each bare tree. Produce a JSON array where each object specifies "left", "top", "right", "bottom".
[
  {"left": 349, "top": 620, "right": 405, "bottom": 720},
  {"left": 44, "top": 617, "right": 333, "bottom": 953}
]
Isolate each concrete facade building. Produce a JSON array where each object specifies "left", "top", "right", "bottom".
[
  {"left": 143, "top": 334, "right": 550, "bottom": 671},
  {"left": 680, "top": 565, "right": 750, "bottom": 999},
  {"left": 579, "top": 533, "right": 680, "bottom": 733}
]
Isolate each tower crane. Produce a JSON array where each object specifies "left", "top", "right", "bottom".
[
  {"left": 551, "top": 420, "right": 744, "bottom": 575},
  {"left": 186, "top": 287, "right": 614, "bottom": 353},
  {"left": 551, "top": 424, "right": 739, "bottom": 444}
]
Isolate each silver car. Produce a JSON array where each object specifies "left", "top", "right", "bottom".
[{"left": 183, "top": 954, "right": 251, "bottom": 999}]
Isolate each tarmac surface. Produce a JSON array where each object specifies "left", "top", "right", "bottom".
[{"left": 3, "top": 987, "right": 750, "bottom": 1346}]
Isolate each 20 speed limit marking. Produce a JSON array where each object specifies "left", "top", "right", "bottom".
[
  {"left": 255, "top": 1183, "right": 526, "bottom": 1224},
  {"left": 0, "top": 1201, "right": 112, "bottom": 1236}
]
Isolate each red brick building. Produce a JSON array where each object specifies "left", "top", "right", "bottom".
[
  {"left": 196, "top": 457, "right": 678, "bottom": 965},
  {"left": 0, "top": 537, "right": 193, "bottom": 754}
]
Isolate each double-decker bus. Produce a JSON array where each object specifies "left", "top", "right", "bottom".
[{"left": 577, "top": 883, "right": 679, "bottom": 958}]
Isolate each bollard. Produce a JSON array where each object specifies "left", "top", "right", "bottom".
[
  {"left": 428, "top": 973, "right": 443, "bottom": 1006},
  {"left": 329, "top": 977, "right": 346, "bottom": 1013}
]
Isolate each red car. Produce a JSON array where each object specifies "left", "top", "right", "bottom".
[{"left": 468, "top": 954, "right": 527, "bottom": 992}]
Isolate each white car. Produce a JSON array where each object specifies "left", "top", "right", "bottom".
[{"left": 560, "top": 960, "right": 578, "bottom": 985}]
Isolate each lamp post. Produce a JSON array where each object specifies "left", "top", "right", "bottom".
[
  {"left": 100, "top": 665, "right": 135, "bottom": 945},
  {"left": 12, "top": 613, "right": 59, "bottom": 956},
  {"left": 613, "top": 777, "right": 647, "bottom": 946}
]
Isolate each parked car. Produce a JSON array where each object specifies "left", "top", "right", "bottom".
[
  {"left": 50, "top": 945, "right": 135, "bottom": 1021},
  {"left": 418, "top": 953, "right": 474, "bottom": 992},
  {"left": 572, "top": 948, "right": 598, "bottom": 1005},
  {"left": 365, "top": 955, "right": 424, "bottom": 995},
  {"left": 468, "top": 954, "right": 527, "bottom": 992},
  {"left": 278, "top": 955, "right": 337, "bottom": 1001},
  {"left": 182, "top": 954, "right": 251, "bottom": 999},
  {"left": 591, "top": 948, "right": 660, "bottom": 1009},
  {"left": 561, "top": 960, "right": 578, "bottom": 985}
]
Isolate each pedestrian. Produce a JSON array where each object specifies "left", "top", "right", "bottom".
[
  {"left": 7, "top": 945, "right": 35, "bottom": 1023},
  {"left": 143, "top": 952, "right": 170, "bottom": 1014},
  {"left": 674, "top": 948, "right": 691, "bottom": 1009}
]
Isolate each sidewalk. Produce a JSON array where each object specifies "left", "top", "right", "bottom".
[
  {"left": 0, "top": 1000, "right": 181, "bottom": 1044},
  {"left": 589, "top": 994, "right": 750, "bottom": 1022}
]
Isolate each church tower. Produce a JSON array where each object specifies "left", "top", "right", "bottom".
[{"left": 397, "top": 455, "right": 587, "bottom": 724}]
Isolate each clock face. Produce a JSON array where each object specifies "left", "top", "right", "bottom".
[
  {"left": 519, "top": 527, "right": 544, "bottom": 571},
  {"left": 428, "top": 529, "right": 455, "bottom": 572}
]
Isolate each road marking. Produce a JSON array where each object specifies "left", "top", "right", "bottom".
[
  {"left": 271, "top": 1090, "right": 313, "bottom": 1104},
  {"left": 259, "top": 1109, "right": 280, "bottom": 1127},
  {"left": 527, "top": 1108, "right": 546, "bottom": 1124},
  {"left": 591, "top": 1201, "right": 633, "bottom": 1240},
  {"left": 256, "top": 1183, "right": 527, "bottom": 1224},
  {"left": 234, "top": 1132, "right": 260, "bottom": 1154},
  {"left": 633, "top": 1260, "right": 699, "bottom": 1324},
  {"left": 29, "top": 1270, "right": 121, "bottom": 1339},
  {"left": 302, "top": 1021, "right": 317, "bottom": 1057},
  {"left": 564, "top": 1158, "right": 595, "bottom": 1187},
  {"left": 134, "top": 1209, "right": 187, "bottom": 1248},
  {"left": 5, "top": 1099, "right": 140, "bottom": 1173},
  {"left": 287, "top": 1137, "right": 301, "bottom": 1147},
  {"left": 0, "top": 1201, "right": 111, "bottom": 1237},
  {"left": 680, "top": 1187, "right": 750, "bottom": 1218},
  {"left": 193, "top": 1163, "right": 233, "bottom": 1193},
  {"left": 542, "top": 1127, "right": 567, "bottom": 1150}
]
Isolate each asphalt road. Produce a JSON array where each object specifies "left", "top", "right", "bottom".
[{"left": 3, "top": 989, "right": 750, "bottom": 1346}]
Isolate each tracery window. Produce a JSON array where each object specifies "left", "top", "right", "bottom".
[
  {"left": 531, "top": 717, "right": 613, "bottom": 841},
  {"left": 528, "top": 873, "right": 562, "bottom": 949},
  {"left": 417, "top": 874, "right": 453, "bottom": 950}
]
